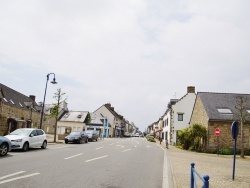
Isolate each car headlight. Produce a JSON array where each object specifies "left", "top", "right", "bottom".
[{"left": 13, "top": 139, "right": 22, "bottom": 142}]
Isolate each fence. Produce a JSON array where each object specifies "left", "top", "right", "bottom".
[{"left": 190, "top": 163, "right": 209, "bottom": 188}]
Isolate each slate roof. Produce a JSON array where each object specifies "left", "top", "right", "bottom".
[
  {"left": 60, "top": 111, "right": 88, "bottom": 122},
  {"left": 198, "top": 92, "right": 250, "bottom": 121},
  {"left": 0, "top": 83, "right": 38, "bottom": 110}
]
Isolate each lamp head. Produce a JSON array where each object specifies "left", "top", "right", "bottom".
[{"left": 51, "top": 78, "right": 57, "bottom": 84}]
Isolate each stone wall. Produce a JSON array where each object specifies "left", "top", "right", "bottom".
[
  {"left": 189, "top": 96, "right": 209, "bottom": 127},
  {"left": 208, "top": 121, "right": 250, "bottom": 149},
  {"left": 0, "top": 102, "right": 41, "bottom": 135}
]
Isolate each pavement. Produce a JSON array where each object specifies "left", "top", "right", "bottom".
[
  {"left": 46, "top": 135, "right": 250, "bottom": 187},
  {"left": 156, "top": 139, "right": 250, "bottom": 188}
]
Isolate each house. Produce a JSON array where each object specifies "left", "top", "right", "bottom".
[
  {"left": 190, "top": 92, "right": 250, "bottom": 150},
  {"left": 0, "top": 83, "right": 41, "bottom": 135},
  {"left": 170, "top": 86, "right": 196, "bottom": 145},
  {"left": 94, "top": 103, "right": 125, "bottom": 137},
  {"left": 86, "top": 112, "right": 111, "bottom": 137},
  {"left": 162, "top": 108, "right": 171, "bottom": 143},
  {"left": 57, "top": 111, "right": 91, "bottom": 134}
]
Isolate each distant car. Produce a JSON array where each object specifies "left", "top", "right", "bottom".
[
  {"left": 65, "top": 131, "right": 88, "bottom": 144},
  {"left": 4, "top": 128, "right": 47, "bottom": 152},
  {"left": 0, "top": 136, "right": 12, "bottom": 156},
  {"left": 85, "top": 130, "right": 98, "bottom": 142},
  {"left": 134, "top": 133, "right": 140, "bottom": 137}
]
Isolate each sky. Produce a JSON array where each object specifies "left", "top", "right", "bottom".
[{"left": 0, "top": 0, "right": 250, "bottom": 132}]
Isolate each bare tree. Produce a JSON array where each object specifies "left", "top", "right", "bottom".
[{"left": 235, "top": 95, "right": 250, "bottom": 158}]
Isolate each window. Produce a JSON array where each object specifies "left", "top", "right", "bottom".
[
  {"left": 3, "top": 98, "right": 8, "bottom": 102},
  {"left": 247, "top": 110, "right": 250, "bottom": 114},
  {"left": 10, "top": 99, "right": 15, "bottom": 105},
  {"left": 178, "top": 114, "right": 183, "bottom": 121},
  {"left": 217, "top": 108, "right": 232, "bottom": 114},
  {"left": 77, "top": 114, "right": 82, "bottom": 118},
  {"left": 19, "top": 102, "right": 23, "bottom": 107}
]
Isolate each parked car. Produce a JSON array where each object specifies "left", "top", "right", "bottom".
[
  {"left": 0, "top": 136, "right": 12, "bottom": 156},
  {"left": 4, "top": 128, "right": 47, "bottom": 152},
  {"left": 85, "top": 130, "right": 98, "bottom": 142},
  {"left": 65, "top": 131, "right": 88, "bottom": 144}
]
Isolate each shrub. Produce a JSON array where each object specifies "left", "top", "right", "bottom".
[{"left": 147, "top": 137, "right": 156, "bottom": 142}]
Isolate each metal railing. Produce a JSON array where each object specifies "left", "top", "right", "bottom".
[{"left": 191, "top": 163, "right": 209, "bottom": 188}]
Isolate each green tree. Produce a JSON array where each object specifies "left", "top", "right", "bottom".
[
  {"left": 178, "top": 128, "right": 191, "bottom": 150},
  {"left": 51, "top": 88, "right": 67, "bottom": 142},
  {"left": 190, "top": 124, "right": 207, "bottom": 151}
]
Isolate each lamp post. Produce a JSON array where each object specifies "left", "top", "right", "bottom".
[{"left": 39, "top": 73, "right": 57, "bottom": 129}]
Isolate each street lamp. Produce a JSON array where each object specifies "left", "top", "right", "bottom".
[{"left": 39, "top": 73, "right": 57, "bottom": 129}]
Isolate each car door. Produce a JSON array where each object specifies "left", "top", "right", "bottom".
[
  {"left": 29, "top": 130, "right": 38, "bottom": 147},
  {"left": 36, "top": 130, "right": 45, "bottom": 146}
]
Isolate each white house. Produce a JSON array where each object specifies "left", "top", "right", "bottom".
[
  {"left": 171, "top": 86, "right": 196, "bottom": 145},
  {"left": 162, "top": 108, "right": 171, "bottom": 143}
]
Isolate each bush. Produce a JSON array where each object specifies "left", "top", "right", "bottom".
[{"left": 147, "top": 137, "right": 156, "bottom": 142}]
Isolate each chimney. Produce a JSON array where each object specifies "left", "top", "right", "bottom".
[
  {"left": 29, "top": 95, "right": 36, "bottom": 102},
  {"left": 187, "top": 86, "right": 195, "bottom": 93}
]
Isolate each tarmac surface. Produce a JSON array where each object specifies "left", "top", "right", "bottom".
[{"left": 47, "top": 135, "right": 250, "bottom": 187}]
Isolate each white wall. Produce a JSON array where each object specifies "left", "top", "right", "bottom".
[{"left": 172, "top": 93, "right": 196, "bottom": 144}]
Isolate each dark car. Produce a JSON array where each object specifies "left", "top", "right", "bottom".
[
  {"left": 0, "top": 136, "right": 12, "bottom": 156},
  {"left": 85, "top": 130, "right": 99, "bottom": 142},
  {"left": 65, "top": 131, "right": 88, "bottom": 144}
]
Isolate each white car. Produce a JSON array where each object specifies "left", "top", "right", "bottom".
[{"left": 5, "top": 128, "right": 47, "bottom": 151}]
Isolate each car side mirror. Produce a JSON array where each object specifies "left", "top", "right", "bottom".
[{"left": 30, "top": 134, "right": 34, "bottom": 137}]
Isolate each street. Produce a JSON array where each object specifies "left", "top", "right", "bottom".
[{"left": 0, "top": 137, "right": 166, "bottom": 188}]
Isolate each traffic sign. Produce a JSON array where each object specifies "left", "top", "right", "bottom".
[{"left": 215, "top": 128, "right": 220, "bottom": 136}]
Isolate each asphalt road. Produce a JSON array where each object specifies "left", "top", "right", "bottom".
[{"left": 0, "top": 137, "right": 166, "bottom": 188}]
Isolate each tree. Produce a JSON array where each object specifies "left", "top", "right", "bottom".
[
  {"left": 190, "top": 124, "right": 207, "bottom": 151},
  {"left": 235, "top": 95, "right": 250, "bottom": 158},
  {"left": 50, "top": 88, "right": 67, "bottom": 142}
]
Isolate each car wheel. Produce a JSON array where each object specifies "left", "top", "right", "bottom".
[
  {"left": 65, "top": 140, "right": 68, "bottom": 144},
  {"left": 22, "top": 142, "right": 29, "bottom": 152},
  {"left": 41, "top": 141, "right": 47, "bottom": 149},
  {"left": 0, "top": 143, "right": 8, "bottom": 156}
]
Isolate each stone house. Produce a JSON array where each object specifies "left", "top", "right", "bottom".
[
  {"left": 190, "top": 92, "right": 250, "bottom": 150},
  {"left": 0, "top": 83, "right": 41, "bottom": 135}
]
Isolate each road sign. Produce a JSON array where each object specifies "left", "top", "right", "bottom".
[{"left": 215, "top": 128, "right": 220, "bottom": 136}]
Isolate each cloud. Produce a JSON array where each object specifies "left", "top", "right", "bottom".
[{"left": 0, "top": 0, "right": 250, "bottom": 130}]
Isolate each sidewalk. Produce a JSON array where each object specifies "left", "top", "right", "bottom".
[
  {"left": 156, "top": 139, "right": 250, "bottom": 187},
  {"left": 46, "top": 134, "right": 64, "bottom": 144}
]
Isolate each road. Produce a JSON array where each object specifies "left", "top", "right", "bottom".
[{"left": 0, "top": 137, "right": 168, "bottom": 188}]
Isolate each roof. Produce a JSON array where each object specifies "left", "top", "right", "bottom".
[
  {"left": 60, "top": 111, "right": 89, "bottom": 122},
  {"left": 0, "top": 83, "right": 37, "bottom": 110},
  {"left": 198, "top": 92, "right": 250, "bottom": 121}
]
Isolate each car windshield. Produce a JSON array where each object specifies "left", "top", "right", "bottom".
[
  {"left": 9, "top": 129, "right": 31, "bottom": 136},
  {"left": 69, "top": 132, "right": 81, "bottom": 136}
]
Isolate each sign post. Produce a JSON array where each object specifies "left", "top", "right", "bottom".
[
  {"left": 231, "top": 121, "right": 239, "bottom": 181},
  {"left": 215, "top": 128, "right": 220, "bottom": 156}
]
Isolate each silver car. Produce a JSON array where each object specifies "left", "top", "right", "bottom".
[
  {"left": 5, "top": 128, "right": 47, "bottom": 151},
  {"left": 0, "top": 136, "right": 12, "bottom": 156}
]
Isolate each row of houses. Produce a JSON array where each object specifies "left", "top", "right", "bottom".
[
  {"left": 0, "top": 83, "right": 138, "bottom": 138},
  {"left": 147, "top": 86, "right": 250, "bottom": 150}
]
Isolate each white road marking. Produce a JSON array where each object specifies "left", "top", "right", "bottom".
[
  {"left": 0, "top": 171, "right": 25, "bottom": 180},
  {"left": 96, "top": 147, "right": 104, "bottom": 150},
  {"left": 116, "top": 145, "right": 124, "bottom": 148},
  {"left": 64, "top": 153, "right": 83, "bottom": 160},
  {"left": 85, "top": 155, "right": 108, "bottom": 162},
  {"left": 122, "top": 149, "right": 131, "bottom": 152},
  {"left": 0, "top": 173, "right": 40, "bottom": 185}
]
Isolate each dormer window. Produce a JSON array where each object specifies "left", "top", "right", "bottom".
[
  {"left": 19, "top": 102, "right": 23, "bottom": 107},
  {"left": 77, "top": 114, "right": 82, "bottom": 118},
  {"left": 10, "top": 99, "right": 15, "bottom": 105},
  {"left": 217, "top": 108, "right": 232, "bottom": 114},
  {"left": 3, "top": 98, "right": 8, "bottom": 102}
]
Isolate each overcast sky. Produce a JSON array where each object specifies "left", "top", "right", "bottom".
[{"left": 1, "top": 0, "right": 249, "bottom": 131}]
